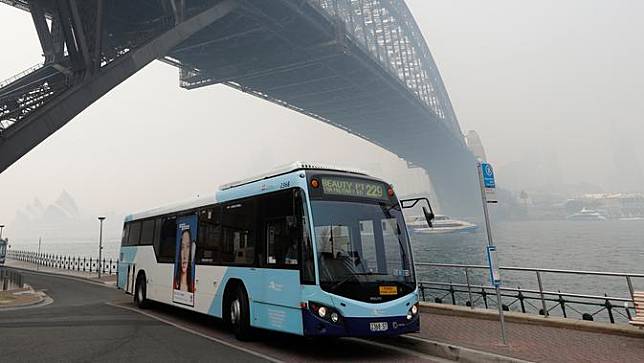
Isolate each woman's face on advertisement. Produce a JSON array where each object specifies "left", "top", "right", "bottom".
[{"left": 181, "top": 231, "right": 190, "bottom": 273}]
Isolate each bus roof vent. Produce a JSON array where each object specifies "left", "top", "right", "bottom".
[{"left": 219, "top": 161, "right": 367, "bottom": 190}]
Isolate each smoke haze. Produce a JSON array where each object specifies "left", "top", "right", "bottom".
[{"left": 1, "top": 1, "right": 643, "bottom": 245}]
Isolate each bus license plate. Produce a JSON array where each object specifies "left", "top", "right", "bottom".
[{"left": 370, "top": 322, "right": 389, "bottom": 332}]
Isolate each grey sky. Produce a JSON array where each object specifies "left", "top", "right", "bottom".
[
  {"left": 1, "top": 1, "right": 644, "bottom": 239},
  {"left": 408, "top": 0, "right": 644, "bottom": 192}
]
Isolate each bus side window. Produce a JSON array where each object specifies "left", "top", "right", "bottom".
[
  {"left": 221, "top": 200, "right": 256, "bottom": 265},
  {"left": 121, "top": 224, "right": 130, "bottom": 246},
  {"left": 157, "top": 217, "right": 176, "bottom": 263},
  {"left": 261, "top": 189, "right": 299, "bottom": 269},
  {"left": 128, "top": 222, "right": 141, "bottom": 246},
  {"left": 197, "top": 207, "right": 222, "bottom": 264},
  {"left": 140, "top": 219, "right": 155, "bottom": 246}
]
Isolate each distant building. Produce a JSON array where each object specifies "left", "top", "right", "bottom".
[
  {"left": 465, "top": 130, "right": 487, "bottom": 162},
  {"left": 565, "top": 193, "right": 644, "bottom": 218}
]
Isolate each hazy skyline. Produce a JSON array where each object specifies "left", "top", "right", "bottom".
[{"left": 2, "top": 1, "right": 644, "bottom": 241}]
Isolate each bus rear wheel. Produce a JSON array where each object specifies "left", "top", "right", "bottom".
[
  {"left": 134, "top": 274, "right": 149, "bottom": 309},
  {"left": 229, "top": 285, "right": 252, "bottom": 340}
]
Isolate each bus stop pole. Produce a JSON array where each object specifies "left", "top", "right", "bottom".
[{"left": 477, "top": 162, "right": 508, "bottom": 345}]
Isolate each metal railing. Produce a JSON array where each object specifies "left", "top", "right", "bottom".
[
  {"left": 0, "top": 267, "right": 24, "bottom": 291},
  {"left": 416, "top": 262, "right": 644, "bottom": 324},
  {"left": 7, "top": 250, "right": 118, "bottom": 276},
  {"left": 0, "top": 62, "right": 45, "bottom": 90}
]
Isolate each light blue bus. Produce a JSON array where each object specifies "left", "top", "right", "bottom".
[{"left": 117, "top": 163, "right": 431, "bottom": 339}]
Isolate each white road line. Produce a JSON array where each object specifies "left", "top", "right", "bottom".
[{"left": 108, "top": 303, "right": 283, "bottom": 363}]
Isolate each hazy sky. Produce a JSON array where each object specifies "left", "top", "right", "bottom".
[
  {"left": 407, "top": 0, "right": 644, "bottom": 192},
  {"left": 1, "top": 1, "right": 644, "bottom": 239}
]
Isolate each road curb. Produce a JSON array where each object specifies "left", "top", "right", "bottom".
[
  {"left": 0, "top": 286, "right": 46, "bottom": 310},
  {"left": 396, "top": 335, "right": 532, "bottom": 363},
  {"left": 419, "top": 302, "right": 644, "bottom": 339}
]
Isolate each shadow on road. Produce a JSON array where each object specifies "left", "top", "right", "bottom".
[{"left": 133, "top": 300, "right": 424, "bottom": 362}]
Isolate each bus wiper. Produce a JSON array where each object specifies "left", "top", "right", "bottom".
[{"left": 329, "top": 272, "right": 387, "bottom": 291}]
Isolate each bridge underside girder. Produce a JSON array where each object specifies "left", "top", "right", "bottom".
[
  {"left": 171, "top": 0, "right": 480, "bottom": 215},
  {"left": 0, "top": 0, "right": 480, "bottom": 216}
]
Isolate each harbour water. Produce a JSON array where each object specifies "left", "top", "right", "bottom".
[
  {"left": 9, "top": 220, "right": 644, "bottom": 295},
  {"left": 413, "top": 219, "right": 644, "bottom": 321}
]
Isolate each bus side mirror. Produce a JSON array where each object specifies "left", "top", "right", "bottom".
[
  {"left": 400, "top": 197, "right": 435, "bottom": 228},
  {"left": 422, "top": 207, "right": 434, "bottom": 228}
]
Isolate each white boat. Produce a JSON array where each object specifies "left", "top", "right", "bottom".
[
  {"left": 618, "top": 217, "right": 644, "bottom": 221},
  {"left": 566, "top": 208, "right": 607, "bottom": 221},
  {"left": 406, "top": 215, "right": 478, "bottom": 234}
]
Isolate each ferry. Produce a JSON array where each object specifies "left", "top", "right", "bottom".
[
  {"left": 566, "top": 208, "right": 607, "bottom": 221},
  {"left": 406, "top": 215, "right": 478, "bottom": 234}
]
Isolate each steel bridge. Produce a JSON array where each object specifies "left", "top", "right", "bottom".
[{"left": 0, "top": 0, "right": 479, "bottom": 215}]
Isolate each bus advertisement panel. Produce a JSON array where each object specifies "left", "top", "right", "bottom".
[{"left": 174, "top": 215, "right": 197, "bottom": 306}]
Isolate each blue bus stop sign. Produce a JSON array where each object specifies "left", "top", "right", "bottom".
[{"left": 482, "top": 163, "right": 495, "bottom": 188}]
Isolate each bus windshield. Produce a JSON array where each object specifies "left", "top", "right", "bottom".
[{"left": 311, "top": 199, "right": 415, "bottom": 302}]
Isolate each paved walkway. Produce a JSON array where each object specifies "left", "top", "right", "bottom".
[
  {"left": 3, "top": 259, "right": 117, "bottom": 286},
  {"left": 415, "top": 309, "right": 644, "bottom": 362}
]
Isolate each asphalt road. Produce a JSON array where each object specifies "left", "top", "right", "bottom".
[{"left": 0, "top": 269, "right": 439, "bottom": 362}]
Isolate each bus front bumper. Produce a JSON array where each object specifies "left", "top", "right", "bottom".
[{"left": 302, "top": 309, "right": 420, "bottom": 337}]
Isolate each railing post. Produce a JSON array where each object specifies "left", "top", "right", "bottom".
[
  {"left": 536, "top": 271, "right": 549, "bottom": 317},
  {"left": 625, "top": 302, "right": 633, "bottom": 321},
  {"left": 464, "top": 268, "right": 474, "bottom": 309},
  {"left": 419, "top": 283, "right": 426, "bottom": 301},
  {"left": 626, "top": 276, "right": 635, "bottom": 303},
  {"left": 605, "top": 294, "right": 614, "bottom": 324},
  {"left": 517, "top": 287, "right": 526, "bottom": 313},
  {"left": 482, "top": 288, "right": 488, "bottom": 309},
  {"left": 558, "top": 291, "right": 567, "bottom": 318},
  {"left": 449, "top": 282, "right": 456, "bottom": 305}
]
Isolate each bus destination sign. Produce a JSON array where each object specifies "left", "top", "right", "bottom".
[{"left": 320, "top": 177, "right": 387, "bottom": 200}]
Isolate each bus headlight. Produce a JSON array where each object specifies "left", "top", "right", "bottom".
[
  {"left": 407, "top": 303, "right": 419, "bottom": 320},
  {"left": 308, "top": 302, "right": 342, "bottom": 325},
  {"left": 318, "top": 306, "right": 327, "bottom": 318},
  {"left": 330, "top": 312, "right": 339, "bottom": 323}
]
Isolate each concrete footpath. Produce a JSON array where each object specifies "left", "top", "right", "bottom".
[{"left": 412, "top": 303, "right": 644, "bottom": 363}]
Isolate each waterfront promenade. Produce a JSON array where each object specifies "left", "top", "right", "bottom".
[{"left": 2, "top": 259, "right": 643, "bottom": 362}]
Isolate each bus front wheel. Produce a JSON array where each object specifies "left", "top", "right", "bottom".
[
  {"left": 134, "top": 274, "right": 149, "bottom": 309},
  {"left": 229, "top": 285, "right": 252, "bottom": 340}
]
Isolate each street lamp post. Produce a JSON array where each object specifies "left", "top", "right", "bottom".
[{"left": 98, "top": 217, "right": 105, "bottom": 279}]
